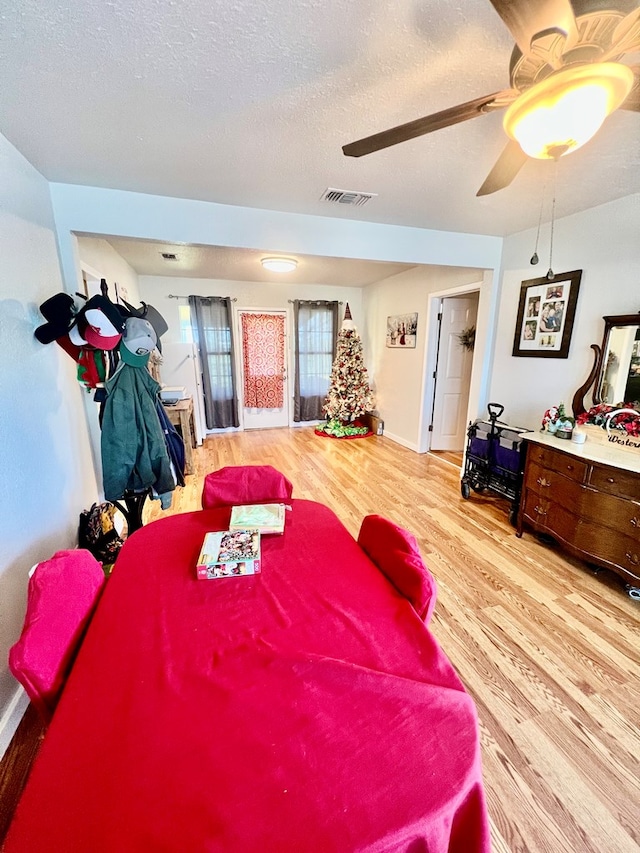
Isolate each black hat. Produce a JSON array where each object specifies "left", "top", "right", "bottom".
[{"left": 34, "top": 293, "right": 78, "bottom": 344}]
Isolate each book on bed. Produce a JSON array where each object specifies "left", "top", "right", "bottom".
[
  {"left": 196, "top": 529, "right": 261, "bottom": 579},
  {"left": 229, "top": 503, "right": 286, "bottom": 535}
]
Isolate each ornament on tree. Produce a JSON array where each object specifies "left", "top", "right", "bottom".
[{"left": 318, "top": 304, "right": 374, "bottom": 434}]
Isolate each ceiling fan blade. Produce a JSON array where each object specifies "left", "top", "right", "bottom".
[
  {"left": 488, "top": 0, "right": 578, "bottom": 57},
  {"left": 621, "top": 68, "right": 640, "bottom": 112},
  {"left": 476, "top": 142, "right": 528, "bottom": 197},
  {"left": 605, "top": 8, "right": 640, "bottom": 59},
  {"left": 342, "top": 91, "right": 516, "bottom": 158}
]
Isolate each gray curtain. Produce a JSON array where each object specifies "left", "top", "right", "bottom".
[
  {"left": 293, "top": 300, "right": 339, "bottom": 422},
  {"left": 189, "top": 296, "right": 239, "bottom": 429}
]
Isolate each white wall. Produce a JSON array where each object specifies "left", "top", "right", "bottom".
[
  {"left": 490, "top": 194, "right": 640, "bottom": 430},
  {"left": 0, "top": 135, "right": 98, "bottom": 750},
  {"left": 362, "top": 265, "right": 487, "bottom": 450},
  {"left": 48, "top": 184, "right": 503, "bottom": 297},
  {"left": 138, "top": 275, "right": 364, "bottom": 348},
  {"left": 76, "top": 236, "right": 142, "bottom": 307}
]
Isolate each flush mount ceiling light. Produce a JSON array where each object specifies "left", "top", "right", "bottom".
[
  {"left": 503, "top": 62, "right": 634, "bottom": 160},
  {"left": 261, "top": 257, "right": 298, "bottom": 273}
]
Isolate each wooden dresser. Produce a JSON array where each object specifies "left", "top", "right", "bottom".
[{"left": 517, "top": 432, "right": 640, "bottom": 590}]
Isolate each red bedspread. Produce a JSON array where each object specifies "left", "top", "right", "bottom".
[{"left": 5, "top": 500, "right": 490, "bottom": 852}]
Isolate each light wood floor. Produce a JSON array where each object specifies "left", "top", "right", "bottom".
[
  {"left": 145, "top": 427, "right": 640, "bottom": 853},
  {"left": 428, "top": 448, "right": 464, "bottom": 468}
]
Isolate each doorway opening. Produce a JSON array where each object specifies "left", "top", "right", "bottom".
[
  {"left": 430, "top": 293, "right": 479, "bottom": 453},
  {"left": 419, "top": 278, "right": 487, "bottom": 457}
]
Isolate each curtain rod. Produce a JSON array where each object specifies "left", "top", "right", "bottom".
[
  {"left": 287, "top": 300, "right": 343, "bottom": 305},
  {"left": 168, "top": 294, "right": 340, "bottom": 306},
  {"left": 168, "top": 294, "right": 237, "bottom": 301}
]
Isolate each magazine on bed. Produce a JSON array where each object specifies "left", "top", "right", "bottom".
[
  {"left": 229, "top": 503, "right": 286, "bottom": 535},
  {"left": 196, "top": 529, "right": 261, "bottom": 580}
]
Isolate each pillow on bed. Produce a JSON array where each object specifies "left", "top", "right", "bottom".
[
  {"left": 9, "top": 549, "right": 106, "bottom": 722},
  {"left": 202, "top": 465, "right": 293, "bottom": 509},
  {"left": 357, "top": 514, "right": 437, "bottom": 623}
]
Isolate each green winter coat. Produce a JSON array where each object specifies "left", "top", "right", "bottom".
[{"left": 101, "top": 364, "right": 175, "bottom": 501}]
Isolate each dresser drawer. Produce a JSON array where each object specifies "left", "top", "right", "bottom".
[
  {"left": 575, "top": 524, "right": 640, "bottom": 582},
  {"left": 588, "top": 464, "right": 640, "bottom": 501},
  {"left": 527, "top": 443, "right": 588, "bottom": 482},
  {"left": 579, "top": 488, "right": 640, "bottom": 538},
  {"left": 521, "top": 490, "right": 580, "bottom": 544},
  {"left": 524, "top": 462, "right": 584, "bottom": 510}
]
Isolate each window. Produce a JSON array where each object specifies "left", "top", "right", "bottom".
[
  {"left": 178, "top": 305, "right": 193, "bottom": 343},
  {"left": 188, "top": 296, "right": 239, "bottom": 430},
  {"left": 293, "top": 301, "right": 339, "bottom": 422}
]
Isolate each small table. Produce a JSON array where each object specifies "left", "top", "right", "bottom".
[{"left": 163, "top": 397, "right": 196, "bottom": 474}]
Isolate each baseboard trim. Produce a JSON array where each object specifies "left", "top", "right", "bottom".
[
  {"left": 382, "top": 431, "right": 420, "bottom": 453},
  {"left": 0, "top": 686, "right": 29, "bottom": 762}
]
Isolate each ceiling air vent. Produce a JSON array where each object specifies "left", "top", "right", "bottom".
[
  {"left": 161, "top": 252, "right": 178, "bottom": 261},
  {"left": 321, "top": 187, "right": 378, "bottom": 206}
]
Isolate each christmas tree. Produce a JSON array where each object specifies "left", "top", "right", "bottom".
[{"left": 321, "top": 304, "right": 374, "bottom": 430}]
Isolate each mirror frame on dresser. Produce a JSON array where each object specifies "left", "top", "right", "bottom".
[{"left": 573, "top": 312, "right": 640, "bottom": 417}]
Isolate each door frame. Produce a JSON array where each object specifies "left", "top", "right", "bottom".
[
  {"left": 418, "top": 272, "right": 495, "bottom": 454},
  {"left": 429, "top": 292, "right": 479, "bottom": 452},
  {"left": 233, "top": 305, "right": 292, "bottom": 429}
]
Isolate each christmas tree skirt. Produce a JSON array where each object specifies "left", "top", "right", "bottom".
[{"left": 315, "top": 419, "right": 373, "bottom": 440}]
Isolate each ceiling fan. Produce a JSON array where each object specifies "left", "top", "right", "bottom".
[{"left": 342, "top": 0, "right": 640, "bottom": 195}]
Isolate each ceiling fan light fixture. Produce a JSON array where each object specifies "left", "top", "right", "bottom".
[
  {"left": 260, "top": 257, "right": 298, "bottom": 273},
  {"left": 503, "top": 63, "right": 634, "bottom": 160}
]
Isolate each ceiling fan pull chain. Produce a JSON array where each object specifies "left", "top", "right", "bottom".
[
  {"left": 546, "top": 160, "right": 558, "bottom": 281},
  {"left": 530, "top": 173, "right": 547, "bottom": 265}
]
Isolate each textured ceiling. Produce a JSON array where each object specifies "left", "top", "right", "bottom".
[
  {"left": 1, "top": 0, "right": 639, "bottom": 242},
  {"left": 101, "top": 237, "right": 417, "bottom": 285}
]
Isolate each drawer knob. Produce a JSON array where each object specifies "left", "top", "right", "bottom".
[
  {"left": 566, "top": 464, "right": 574, "bottom": 471},
  {"left": 534, "top": 505, "right": 547, "bottom": 516},
  {"left": 625, "top": 552, "right": 639, "bottom": 566},
  {"left": 536, "top": 477, "right": 550, "bottom": 488},
  {"left": 606, "top": 477, "right": 615, "bottom": 484}
]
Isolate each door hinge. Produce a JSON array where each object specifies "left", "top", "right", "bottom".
[
  {"left": 428, "top": 424, "right": 433, "bottom": 432},
  {"left": 432, "top": 371, "right": 437, "bottom": 380}
]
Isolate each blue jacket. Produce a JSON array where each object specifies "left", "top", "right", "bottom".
[{"left": 101, "top": 364, "right": 175, "bottom": 502}]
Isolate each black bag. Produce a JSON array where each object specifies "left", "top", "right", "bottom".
[{"left": 78, "top": 502, "right": 124, "bottom": 565}]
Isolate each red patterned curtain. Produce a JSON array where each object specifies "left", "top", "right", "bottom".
[{"left": 241, "top": 313, "right": 285, "bottom": 408}]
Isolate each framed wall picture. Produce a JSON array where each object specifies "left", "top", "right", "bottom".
[
  {"left": 386, "top": 313, "right": 418, "bottom": 348},
  {"left": 512, "top": 269, "right": 582, "bottom": 358}
]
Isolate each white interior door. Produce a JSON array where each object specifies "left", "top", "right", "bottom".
[
  {"left": 239, "top": 310, "right": 289, "bottom": 429},
  {"left": 430, "top": 294, "right": 478, "bottom": 451}
]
